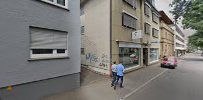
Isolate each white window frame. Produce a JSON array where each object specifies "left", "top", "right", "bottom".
[
  {"left": 122, "top": 11, "right": 137, "bottom": 30},
  {"left": 30, "top": 49, "right": 68, "bottom": 59},
  {"left": 30, "top": 29, "right": 69, "bottom": 60},
  {"left": 40, "top": 0, "right": 68, "bottom": 9}
]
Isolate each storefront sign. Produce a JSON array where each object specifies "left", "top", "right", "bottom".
[
  {"left": 151, "top": 39, "right": 160, "bottom": 46},
  {"left": 132, "top": 30, "right": 143, "bottom": 39},
  {"left": 119, "top": 42, "right": 141, "bottom": 48}
]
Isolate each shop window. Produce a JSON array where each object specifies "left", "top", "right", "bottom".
[
  {"left": 150, "top": 48, "right": 159, "bottom": 62},
  {"left": 119, "top": 48, "right": 140, "bottom": 68}
]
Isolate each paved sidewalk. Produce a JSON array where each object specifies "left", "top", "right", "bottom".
[
  {"left": 42, "top": 63, "right": 166, "bottom": 100},
  {"left": 179, "top": 53, "right": 203, "bottom": 61}
]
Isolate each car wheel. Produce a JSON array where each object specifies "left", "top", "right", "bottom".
[{"left": 161, "top": 64, "right": 163, "bottom": 67}]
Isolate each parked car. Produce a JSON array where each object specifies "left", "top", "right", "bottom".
[{"left": 161, "top": 56, "right": 177, "bottom": 69}]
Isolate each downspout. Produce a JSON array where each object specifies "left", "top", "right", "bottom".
[{"left": 109, "top": 0, "right": 112, "bottom": 75}]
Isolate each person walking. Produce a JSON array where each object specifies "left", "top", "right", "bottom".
[
  {"left": 111, "top": 61, "right": 117, "bottom": 87},
  {"left": 114, "top": 63, "right": 125, "bottom": 90}
]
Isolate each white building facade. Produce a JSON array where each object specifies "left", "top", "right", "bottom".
[{"left": 172, "top": 25, "right": 186, "bottom": 56}]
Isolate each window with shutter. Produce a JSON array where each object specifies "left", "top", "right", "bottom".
[
  {"left": 144, "top": 23, "right": 151, "bottom": 34},
  {"left": 123, "top": 0, "right": 137, "bottom": 8},
  {"left": 30, "top": 27, "right": 68, "bottom": 59},
  {"left": 152, "top": 12, "right": 159, "bottom": 23},
  {"left": 152, "top": 28, "right": 159, "bottom": 38},
  {"left": 122, "top": 13, "right": 137, "bottom": 30},
  {"left": 144, "top": 4, "right": 150, "bottom": 17}
]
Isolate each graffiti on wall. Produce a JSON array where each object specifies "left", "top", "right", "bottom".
[
  {"left": 98, "top": 54, "right": 108, "bottom": 68},
  {"left": 86, "top": 53, "right": 99, "bottom": 63},
  {"left": 85, "top": 53, "right": 109, "bottom": 70}
]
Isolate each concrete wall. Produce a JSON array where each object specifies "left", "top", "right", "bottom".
[
  {"left": 81, "top": 0, "right": 111, "bottom": 75},
  {"left": 0, "top": 0, "right": 80, "bottom": 98},
  {"left": 0, "top": 73, "right": 80, "bottom": 100}
]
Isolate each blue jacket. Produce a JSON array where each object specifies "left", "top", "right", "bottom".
[{"left": 117, "top": 64, "right": 124, "bottom": 76}]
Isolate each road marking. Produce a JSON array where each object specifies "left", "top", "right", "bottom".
[{"left": 120, "top": 69, "right": 168, "bottom": 100}]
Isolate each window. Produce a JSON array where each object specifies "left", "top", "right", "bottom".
[
  {"left": 144, "top": 4, "right": 151, "bottom": 17},
  {"left": 150, "top": 48, "right": 159, "bottom": 62},
  {"left": 152, "top": 12, "right": 159, "bottom": 23},
  {"left": 81, "top": 48, "right": 85, "bottom": 55},
  {"left": 81, "top": 26, "right": 85, "bottom": 34},
  {"left": 165, "top": 32, "right": 167, "bottom": 38},
  {"left": 144, "top": 23, "right": 151, "bottom": 34},
  {"left": 152, "top": 28, "right": 159, "bottom": 38},
  {"left": 40, "top": 0, "right": 68, "bottom": 9},
  {"left": 176, "top": 35, "right": 184, "bottom": 43},
  {"left": 119, "top": 48, "right": 140, "bottom": 68},
  {"left": 80, "top": 7, "right": 84, "bottom": 15},
  {"left": 122, "top": 12, "right": 137, "bottom": 30},
  {"left": 123, "top": 0, "right": 137, "bottom": 8},
  {"left": 30, "top": 27, "right": 68, "bottom": 59}
]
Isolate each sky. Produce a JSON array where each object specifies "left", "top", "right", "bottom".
[{"left": 155, "top": 0, "right": 195, "bottom": 38}]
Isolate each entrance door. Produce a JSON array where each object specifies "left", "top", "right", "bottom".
[{"left": 143, "top": 48, "right": 148, "bottom": 66}]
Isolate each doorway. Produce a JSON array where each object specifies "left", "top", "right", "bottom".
[{"left": 143, "top": 48, "right": 148, "bottom": 66}]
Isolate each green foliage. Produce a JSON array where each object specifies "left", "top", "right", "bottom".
[
  {"left": 170, "top": 0, "right": 203, "bottom": 48},
  {"left": 182, "top": 0, "right": 203, "bottom": 30},
  {"left": 188, "top": 31, "right": 203, "bottom": 48},
  {"left": 169, "top": 0, "right": 191, "bottom": 23}
]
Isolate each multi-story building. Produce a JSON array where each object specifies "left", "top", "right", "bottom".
[
  {"left": 171, "top": 25, "right": 186, "bottom": 56},
  {"left": 0, "top": 0, "right": 80, "bottom": 99},
  {"left": 142, "top": 0, "right": 160, "bottom": 66},
  {"left": 80, "top": 0, "right": 160, "bottom": 75},
  {"left": 159, "top": 11, "right": 175, "bottom": 58}
]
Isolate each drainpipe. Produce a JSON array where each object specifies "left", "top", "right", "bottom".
[{"left": 109, "top": 0, "right": 112, "bottom": 76}]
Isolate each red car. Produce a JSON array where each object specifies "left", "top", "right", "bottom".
[{"left": 161, "top": 56, "right": 177, "bottom": 69}]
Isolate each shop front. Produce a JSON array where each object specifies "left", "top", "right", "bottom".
[
  {"left": 149, "top": 48, "right": 159, "bottom": 63},
  {"left": 119, "top": 42, "right": 141, "bottom": 69}
]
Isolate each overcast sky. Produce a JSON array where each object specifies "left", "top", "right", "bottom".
[{"left": 155, "top": 0, "right": 195, "bottom": 38}]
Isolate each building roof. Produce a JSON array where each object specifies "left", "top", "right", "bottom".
[{"left": 159, "top": 11, "right": 173, "bottom": 25}]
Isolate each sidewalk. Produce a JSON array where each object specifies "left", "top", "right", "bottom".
[
  {"left": 42, "top": 63, "right": 166, "bottom": 100},
  {"left": 179, "top": 53, "right": 203, "bottom": 61}
]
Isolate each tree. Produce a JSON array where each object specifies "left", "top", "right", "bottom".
[{"left": 170, "top": 0, "right": 203, "bottom": 48}]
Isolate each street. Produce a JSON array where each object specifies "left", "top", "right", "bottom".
[
  {"left": 125, "top": 53, "right": 203, "bottom": 100},
  {"left": 43, "top": 53, "right": 203, "bottom": 100}
]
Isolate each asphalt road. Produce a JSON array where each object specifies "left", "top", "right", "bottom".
[{"left": 125, "top": 54, "right": 203, "bottom": 100}]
